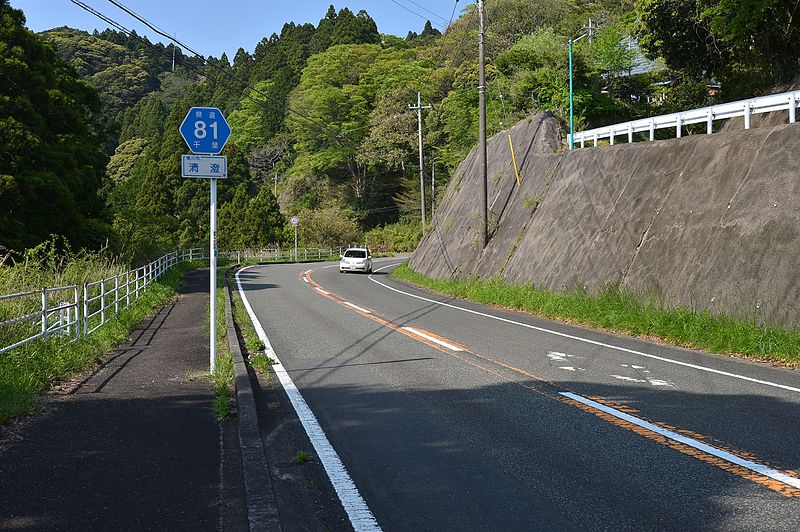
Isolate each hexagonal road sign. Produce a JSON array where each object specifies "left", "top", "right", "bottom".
[{"left": 179, "top": 107, "right": 231, "bottom": 154}]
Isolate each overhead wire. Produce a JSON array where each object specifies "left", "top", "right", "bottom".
[
  {"left": 388, "top": 0, "right": 446, "bottom": 30},
  {"left": 67, "top": 1, "right": 283, "bottom": 131},
  {"left": 101, "top": 0, "right": 348, "bottom": 145}
]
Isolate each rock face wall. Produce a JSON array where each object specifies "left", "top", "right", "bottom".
[{"left": 410, "top": 112, "right": 800, "bottom": 327}]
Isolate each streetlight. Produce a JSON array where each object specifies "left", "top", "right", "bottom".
[{"left": 568, "top": 33, "right": 588, "bottom": 150}]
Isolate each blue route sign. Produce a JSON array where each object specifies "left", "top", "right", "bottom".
[{"left": 179, "top": 107, "right": 231, "bottom": 155}]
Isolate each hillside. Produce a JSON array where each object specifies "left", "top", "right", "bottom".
[{"left": 410, "top": 114, "right": 800, "bottom": 327}]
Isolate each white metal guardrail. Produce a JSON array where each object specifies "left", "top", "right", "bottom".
[
  {"left": 0, "top": 248, "right": 205, "bottom": 355},
  {"left": 0, "top": 246, "right": 344, "bottom": 355},
  {"left": 221, "top": 247, "right": 340, "bottom": 263},
  {"left": 572, "top": 90, "right": 800, "bottom": 148}
]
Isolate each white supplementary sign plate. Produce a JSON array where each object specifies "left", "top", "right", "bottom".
[{"left": 181, "top": 155, "right": 228, "bottom": 179}]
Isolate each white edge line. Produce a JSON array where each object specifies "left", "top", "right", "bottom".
[
  {"left": 560, "top": 392, "right": 800, "bottom": 490},
  {"left": 343, "top": 302, "right": 371, "bottom": 314},
  {"left": 368, "top": 271, "right": 800, "bottom": 395},
  {"left": 402, "top": 326, "right": 463, "bottom": 351},
  {"left": 236, "top": 266, "right": 381, "bottom": 531}
]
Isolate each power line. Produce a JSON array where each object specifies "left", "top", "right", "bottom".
[
  {"left": 388, "top": 0, "right": 446, "bottom": 30},
  {"left": 403, "top": 0, "right": 451, "bottom": 25},
  {"left": 101, "top": 0, "right": 346, "bottom": 144},
  {"left": 66, "top": 1, "right": 270, "bottom": 121}
]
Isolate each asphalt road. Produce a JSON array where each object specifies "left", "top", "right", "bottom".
[{"left": 237, "top": 258, "right": 800, "bottom": 531}]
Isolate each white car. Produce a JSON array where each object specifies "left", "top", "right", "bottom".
[{"left": 339, "top": 247, "right": 372, "bottom": 274}]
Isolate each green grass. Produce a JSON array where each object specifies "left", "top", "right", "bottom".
[
  {"left": 227, "top": 269, "right": 276, "bottom": 381},
  {"left": 210, "top": 262, "right": 235, "bottom": 421},
  {"left": 0, "top": 261, "right": 199, "bottom": 424},
  {"left": 294, "top": 450, "right": 313, "bottom": 464},
  {"left": 391, "top": 263, "right": 800, "bottom": 365}
]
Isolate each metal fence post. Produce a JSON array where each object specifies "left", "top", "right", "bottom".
[
  {"left": 41, "top": 288, "right": 48, "bottom": 338},
  {"left": 790, "top": 93, "right": 796, "bottom": 124},
  {"left": 72, "top": 286, "right": 79, "bottom": 338},
  {"left": 676, "top": 115, "right": 682, "bottom": 138},
  {"left": 100, "top": 279, "right": 106, "bottom": 326},
  {"left": 126, "top": 271, "right": 130, "bottom": 308},
  {"left": 83, "top": 284, "right": 89, "bottom": 337},
  {"left": 114, "top": 275, "right": 119, "bottom": 315},
  {"left": 744, "top": 101, "right": 751, "bottom": 129},
  {"left": 707, "top": 110, "right": 714, "bottom": 134},
  {"left": 135, "top": 269, "right": 140, "bottom": 300}
]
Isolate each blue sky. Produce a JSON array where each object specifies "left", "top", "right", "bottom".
[{"left": 10, "top": 0, "right": 465, "bottom": 58}]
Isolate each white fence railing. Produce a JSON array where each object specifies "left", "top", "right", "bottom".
[
  {"left": 572, "top": 90, "right": 800, "bottom": 148},
  {"left": 221, "top": 247, "right": 340, "bottom": 263},
  {"left": 0, "top": 247, "right": 343, "bottom": 355},
  {"left": 0, "top": 248, "right": 205, "bottom": 355}
]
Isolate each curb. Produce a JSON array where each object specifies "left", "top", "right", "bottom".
[{"left": 223, "top": 275, "right": 282, "bottom": 532}]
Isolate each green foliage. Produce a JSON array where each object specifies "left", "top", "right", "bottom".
[
  {"left": 636, "top": 0, "right": 800, "bottom": 99},
  {"left": 298, "top": 207, "right": 362, "bottom": 248},
  {"left": 219, "top": 184, "right": 288, "bottom": 248},
  {"left": 10, "top": 0, "right": 796, "bottom": 262},
  {"left": 0, "top": 2, "right": 111, "bottom": 255},
  {"left": 365, "top": 222, "right": 421, "bottom": 253}
]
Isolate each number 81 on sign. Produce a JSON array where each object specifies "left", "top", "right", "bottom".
[{"left": 179, "top": 107, "right": 231, "bottom": 155}]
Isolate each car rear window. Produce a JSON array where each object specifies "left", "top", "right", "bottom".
[{"left": 344, "top": 249, "right": 367, "bottom": 258}]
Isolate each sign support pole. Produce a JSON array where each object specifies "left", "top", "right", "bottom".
[
  {"left": 209, "top": 177, "right": 217, "bottom": 373},
  {"left": 178, "top": 106, "right": 231, "bottom": 375}
]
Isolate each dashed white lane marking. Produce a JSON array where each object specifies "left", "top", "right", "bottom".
[
  {"left": 559, "top": 366, "right": 584, "bottom": 372},
  {"left": 647, "top": 379, "right": 676, "bottom": 387},
  {"left": 547, "top": 351, "right": 571, "bottom": 361},
  {"left": 561, "top": 392, "right": 800, "bottom": 491},
  {"left": 402, "top": 327, "right": 463, "bottom": 351},
  {"left": 303, "top": 277, "right": 310, "bottom": 283},
  {"left": 369, "top": 269, "right": 800, "bottom": 395},
  {"left": 611, "top": 374, "right": 676, "bottom": 387},
  {"left": 344, "top": 302, "right": 371, "bottom": 314},
  {"left": 611, "top": 375, "right": 647, "bottom": 383},
  {"left": 236, "top": 266, "right": 381, "bottom": 532},
  {"left": 315, "top": 287, "right": 330, "bottom": 295}
]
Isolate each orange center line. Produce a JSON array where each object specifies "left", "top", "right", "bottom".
[{"left": 304, "top": 270, "right": 799, "bottom": 497}]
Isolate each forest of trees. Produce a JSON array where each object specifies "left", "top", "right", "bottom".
[{"left": 2, "top": 0, "right": 798, "bottom": 262}]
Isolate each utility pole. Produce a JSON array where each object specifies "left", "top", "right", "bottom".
[
  {"left": 478, "top": 0, "right": 488, "bottom": 249},
  {"left": 171, "top": 37, "right": 176, "bottom": 72},
  {"left": 273, "top": 170, "right": 278, "bottom": 197},
  {"left": 409, "top": 92, "right": 432, "bottom": 235},
  {"left": 431, "top": 150, "right": 436, "bottom": 220}
]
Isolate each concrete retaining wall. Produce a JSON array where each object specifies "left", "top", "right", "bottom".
[{"left": 410, "top": 112, "right": 800, "bottom": 328}]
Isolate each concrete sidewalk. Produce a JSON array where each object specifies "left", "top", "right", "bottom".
[{"left": 0, "top": 269, "right": 247, "bottom": 531}]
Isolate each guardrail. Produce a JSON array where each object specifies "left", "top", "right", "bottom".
[
  {"left": 572, "top": 90, "right": 800, "bottom": 148},
  {"left": 0, "top": 248, "right": 205, "bottom": 355},
  {"left": 1, "top": 246, "right": 347, "bottom": 356},
  {"left": 222, "top": 248, "right": 340, "bottom": 263}
]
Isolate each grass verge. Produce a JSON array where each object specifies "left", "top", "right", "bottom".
[
  {"left": 0, "top": 261, "right": 199, "bottom": 424},
  {"left": 391, "top": 263, "right": 800, "bottom": 366},
  {"left": 210, "top": 261, "right": 235, "bottom": 421},
  {"left": 228, "top": 268, "right": 276, "bottom": 381}
]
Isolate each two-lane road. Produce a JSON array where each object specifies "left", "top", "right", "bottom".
[{"left": 237, "top": 258, "right": 800, "bottom": 530}]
